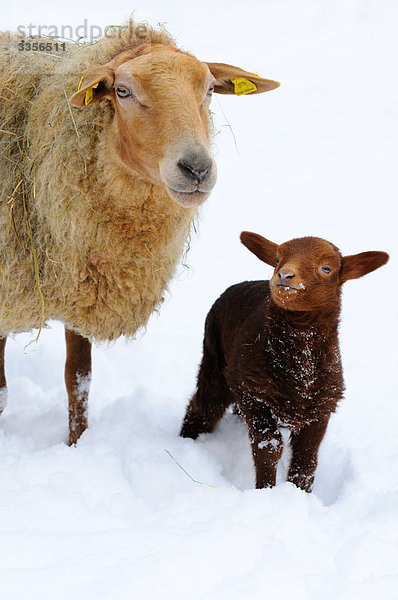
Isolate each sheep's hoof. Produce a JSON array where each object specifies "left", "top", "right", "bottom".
[
  {"left": 288, "top": 472, "right": 314, "bottom": 493},
  {"left": 180, "top": 409, "right": 208, "bottom": 439},
  {"left": 68, "top": 430, "right": 84, "bottom": 446},
  {"left": 180, "top": 422, "right": 199, "bottom": 440}
]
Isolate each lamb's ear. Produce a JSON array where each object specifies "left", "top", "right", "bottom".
[
  {"left": 205, "top": 62, "right": 280, "bottom": 95},
  {"left": 340, "top": 251, "right": 389, "bottom": 283},
  {"left": 240, "top": 231, "right": 278, "bottom": 266},
  {"left": 69, "top": 66, "right": 114, "bottom": 107}
]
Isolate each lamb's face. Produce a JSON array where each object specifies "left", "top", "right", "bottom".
[
  {"left": 240, "top": 231, "right": 389, "bottom": 313},
  {"left": 269, "top": 237, "right": 342, "bottom": 312},
  {"left": 69, "top": 44, "right": 280, "bottom": 208}
]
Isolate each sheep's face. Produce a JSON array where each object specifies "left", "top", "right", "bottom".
[
  {"left": 270, "top": 238, "right": 342, "bottom": 311},
  {"left": 240, "top": 232, "right": 389, "bottom": 313},
  {"left": 110, "top": 47, "right": 216, "bottom": 208},
  {"left": 70, "top": 44, "right": 280, "bottom": 208}
]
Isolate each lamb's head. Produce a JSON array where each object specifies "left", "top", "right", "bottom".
[
  {"left": 69, "top": 44, "right": 279, "bottom": 208},
  {"left": 240, "top": 231, "right": 389, "bottom": 312}
]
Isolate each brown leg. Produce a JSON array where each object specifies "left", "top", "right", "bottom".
[
  {"left": 287, "top": 417, "right": 330, "bottom": 492},
  {"left": 65, "top": 328, "right": 92, "bottom": 446},
  {"left": 242, "top": 403, "right": 283, "bottom": 489},
  {"left": 180, "top": 322, "right": 234, "bottom": 439},
  {"left": 180, "top": 381, "right": 234, "bottom": 440},
  {"left": 0, "top": 337, "right": 7, "bottom": 415}
]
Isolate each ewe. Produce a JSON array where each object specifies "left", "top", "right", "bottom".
[
  {"left": 181, "top": 232, "right": 389, "bottom": 491},
  {"left": 0, "top": 24, "right": 279, "bottom": 443}
]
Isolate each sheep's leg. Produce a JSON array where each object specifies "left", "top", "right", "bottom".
[
  {"left": 180, "top": 341, "right": 234, "bottom": 439},
  {"left": 180, "top": 379, "right": 234, "bottom": 440},
  {"left": 242, "top": 403, "right": 283, "bottom": 489},
  {"left": 287, "top": 417, "right": 329, "bottom": 492},
  {"left": 0, "top": 337, "right": 7, "bottom": 415},
  {"left": 65, "top": 328, "right": 92, "bottom": 446}
]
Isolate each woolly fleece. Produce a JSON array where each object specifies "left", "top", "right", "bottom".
[{"left": 0, "top": 23, "right": 196, "bottom": 341}]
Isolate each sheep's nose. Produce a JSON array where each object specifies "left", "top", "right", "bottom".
[
  {"left": 279, "top": 269, "right": 294, "bottom": 282},
  {"left": 178, "top": 148, "right": 212, "bottom": 183}
]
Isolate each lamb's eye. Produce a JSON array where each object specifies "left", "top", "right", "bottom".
[
  {"left": 321, "top": 266, "right": 331, "bottom": 274},
  {"left": 275, "top": 257, "right": 280, "bottom": 265},
  {"left": 116, "top": 87, "right": 131, "bottom": 98},
  {"left": 208, "top": 86, "right": 214, "bottom": 95}
]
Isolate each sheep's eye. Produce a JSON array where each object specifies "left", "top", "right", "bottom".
[
  {"left": 275, "top": 257, "right": 280, "bottom": 265},
  {"left": 116, "top": 87, "right": 131, "bottom": 98},
  {"left": 321, "top": 266, "right": 331, "bottom": 274},
  {"left": 208, "top": 86, "right": 214, "bottom": 95}
]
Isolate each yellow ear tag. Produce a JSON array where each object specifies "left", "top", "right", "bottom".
[
  {"left": 231, "top": 77, "right": 257, "bottom": 96},
  {"left": 77, "top": 76, "right": 84, "bottom": 91},
  {"left": 84, "top": 82, "right": 99, "bottom": 106}
]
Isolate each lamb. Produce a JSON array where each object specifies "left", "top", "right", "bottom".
[
  {"left": 0, "top": 21, "right": 280, "bottom": 444},
  {"left": 180, "top": 232, "right": 389, "bottom": 492}
]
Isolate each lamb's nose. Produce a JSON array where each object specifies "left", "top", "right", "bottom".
[
  {"left": 178, "top": 149, "right": 212, "bottom": 183},
  {"left": 279, "top": 269, "right": 294, "bottom": 282}
]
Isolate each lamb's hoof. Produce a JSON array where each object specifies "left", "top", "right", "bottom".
[
  {"left": 288, "top": 472, "right": 314, "bottom": 493},
  {"left": 180, "top": 422, "right": 199, "bottom": 440}
]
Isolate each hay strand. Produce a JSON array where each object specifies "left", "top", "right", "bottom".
[
  {"left": 164, "top": 449, "right": 217, "bottom": 488},
  {"left": 22, "top": 179, "right": 45, "bottom": 345}
]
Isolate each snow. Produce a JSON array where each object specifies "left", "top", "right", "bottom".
[{"left": 1, "top": 1, "right": 398, "bottom": 598}]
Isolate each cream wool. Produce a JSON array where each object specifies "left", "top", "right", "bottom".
[
  {"left": 0, "top": 21, "right": 280, "bottom": 347},
  {"left": 0, "top": 24, "right": 195, "bottom": 341}
]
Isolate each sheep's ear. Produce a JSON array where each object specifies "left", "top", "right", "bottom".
[
  {"left": 205, "top": 62, "right": 280, "bottom": 95},
  {"left": 240, "top": 231, "right": 278, "bottom": 266},
  {"left": 340, "top": 251, "right": 389, "bottom": 283},
  {"left": 69, "top": 66, "right": 114, "bottom": 107}
]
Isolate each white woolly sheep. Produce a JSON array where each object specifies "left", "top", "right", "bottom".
[{"left": 0, "top": 21, "right": 280, "bottom": 443}]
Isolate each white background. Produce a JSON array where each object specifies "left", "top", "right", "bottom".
[{"left": 1, "top": 2, "right": 397, "bottom": 599}]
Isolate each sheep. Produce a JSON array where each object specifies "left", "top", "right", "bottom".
[
  {"left": 0, "top": 22, "right": 280, "bottom": 444},
  {"left": 180, "top": 232, "right": 389, "bottom": 492}
]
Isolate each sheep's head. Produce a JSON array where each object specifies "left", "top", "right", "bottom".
[
  {"left": 240, "top": 231, "right": 389, "bottom": 312},
  {"left": 69, "top": 44, "right": 279, "bottom": 208}
]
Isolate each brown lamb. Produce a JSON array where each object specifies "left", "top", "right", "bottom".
[{"left": 181, "top": 232, "right": 389, "bottom": 492}]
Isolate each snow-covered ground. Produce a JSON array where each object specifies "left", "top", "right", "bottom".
[{"left": 1, "top": 2, "right": 397, "bottom": 598}]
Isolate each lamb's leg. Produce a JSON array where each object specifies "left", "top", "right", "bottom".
[
  {"left": 287, "top": 417, "right": 330, "bottom": 492},
  {"left": 0, "top": 337, "right": 7, "bottom": 415},
  {"left": 180, "top": 335, "right": 234, "bottom": 439},
  {"left": 243, "top": 404, "right": 283, "bottom": 489},
  {"left": 65, "top": 328, "right": 92, "bottom": 446},
  {"left": 180, "top": 379, "right": 234, "bottom": 439}
]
